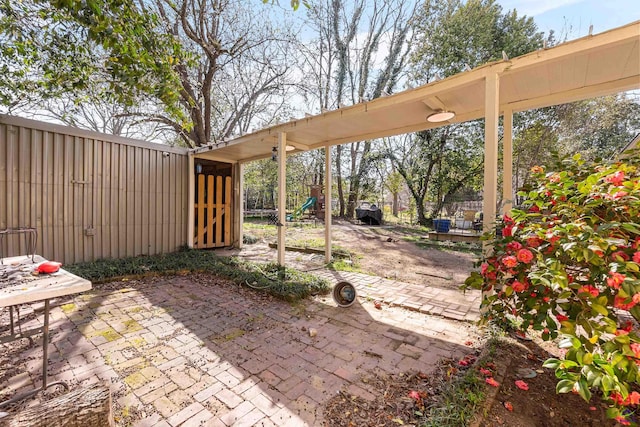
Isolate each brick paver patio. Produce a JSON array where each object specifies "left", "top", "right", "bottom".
[
  {"left": 1, "top": 274, "right": 479, "bottom": 426},
  {"left": 216, "top": 243, "right": 482, "bottom": 323}
]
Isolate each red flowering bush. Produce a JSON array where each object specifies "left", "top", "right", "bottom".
[{"left": 464, "top": 151, "right": 640, "bottom": 423}]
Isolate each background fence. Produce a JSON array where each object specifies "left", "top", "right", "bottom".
[{"left": 0, "top": 115, "right": 189, "bottom": 264}]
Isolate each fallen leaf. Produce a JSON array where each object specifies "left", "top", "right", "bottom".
[
  {"left": 515, "top": 380, "right": 529, "bottom": 391},
  {"left": 486, "top": 377, "right": 500, "bottom": 387},
  {"left": 391, "top": 418, "right": 404, "bottom": 425},
  {"left": 504, "top": 401, "right": 513, "bottom": 411}
]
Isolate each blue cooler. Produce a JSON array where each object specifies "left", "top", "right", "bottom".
[{"left": 434, "top": 219, "right": 451, "bottom": 233}]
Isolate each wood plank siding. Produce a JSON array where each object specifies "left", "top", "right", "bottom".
[{"left": 0, "top": 115, "right": 189, "bottom": 264}]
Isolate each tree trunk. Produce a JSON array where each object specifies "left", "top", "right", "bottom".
[
  {"left": 5, "top": 385, "right": 113, "bottom": 427},
  {"left": 392, "top": 192, "right": 399, "bottom": 216},
  {"left": 416, "top": 198, "right": 428, "bottom": 226}
]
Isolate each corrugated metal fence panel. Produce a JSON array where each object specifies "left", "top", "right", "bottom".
[{"left": 0, "top": 115, "right": 189, "bottom": 264}]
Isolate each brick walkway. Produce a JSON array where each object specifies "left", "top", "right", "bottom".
[
  {"left": 217, "top": 244, "right": 482, "bottom": 323},
  {"left": 314, "top": 270, "right": 481, "bottom": 322},
  {"left": 1, "top": 275, "right": 480, "bottom": 426}
]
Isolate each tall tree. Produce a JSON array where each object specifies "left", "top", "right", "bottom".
[
  {"left": 0, "top": 0, "right": 186, "bottom": 119},
  {"left": 391, "top": 0, "right": 544, "bottom": 224},
  {"left": 1, "top": 0, "right": 297, "bottom": 148},
  {"left": 299, "top": 0, "right": 418, "bottom": 218}
]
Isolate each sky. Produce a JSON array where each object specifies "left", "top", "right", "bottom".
[{"left": 497, "top": 0, "right": 640, "bottom": 37}]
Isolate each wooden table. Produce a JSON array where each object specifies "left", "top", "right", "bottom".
[{"left": 0, "top": 255, "right": 92, "bottom": 408}]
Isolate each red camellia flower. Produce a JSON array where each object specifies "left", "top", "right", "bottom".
[
  {"left": 630, "top": 343, "right": 640, "bottom": 359},
  {"left": 611, "top": 251, "right": 630, "bottom": 262},
  {"left": 528, "top": 205, "right": 540, "bottom": 213},
  {"left": 615, "top": 322, "right": 636, "bottom": 335},
  {"left": 578, "top": 285, "right": 599, "bottom": 298},
  {"left": 634, "top": 252, "right": 640, "bottom": 263},
  {"left": 502, "top": 256, "right": 518, "bottom": 268},
  {"left": 607, "top": 272, "right": 626, "bottom": 289},
  {"left": 516, "top": 248, "right": 534, "bottom": 264},
  {"left": 614, "top": 295, "right": 635, "bottom": 311},
  {"left": 605, "top": 170, "right": 625, "bottom": 186},
  {"left": 481, "top": 263, "right": 489, "bottom": 276},
  {"left": 610, "top": 392, "right": 626, "bottom": 406},
  {"left": 556, "top": 314, "right": 569, "bottom": 322},
  {"left": 633, "top": 294, "right": 640, "bottom": 304},
  {"left": 511, "top": 281, "right": 527, "bottom": 293},
  {"left": 507, "top": 241, "right": 523, "bottom": 252},
  {"left": 485, "top": 377, "right": 500, "bottom": 387},
  {"left": 502, "top": 225, "right": 513, "bottom": 238},
  {"left": 627, "top": 391, "right": 640, "bottom": 405},
  {"left": 526, "top": 236, "right": 542, "bottom": 248},
  {"left": 610, "top": 191, "right": 628, "bottom": 200},
  {"left": 616, "top": 415, "right": 632, "bottom": 424},
  {"left": 479, "top": 368, "right": 492, "bottom": 376}
]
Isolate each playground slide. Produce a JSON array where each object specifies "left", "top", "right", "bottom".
[{"left": 291, "top": 196, "right": 317, "bottom": 219}]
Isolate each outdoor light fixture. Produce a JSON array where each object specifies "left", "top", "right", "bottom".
[
  {"left": 195, "top": 162, "right": 203, "bottom": 174},
  {"left": 286, "top": 145, "right": 295, "bottom": 152},
  {"left": 427, "top": 110, "right": 456, "bottom": 123},
  {"left": 271, "top": 146, "right": 277, "bottom": 161}
]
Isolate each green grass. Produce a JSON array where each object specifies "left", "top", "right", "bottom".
[
  {"left": 420, "top": 337, "right": 501, "bottom": 427},
  {"left": 421, "top": 368, "right": 485, "bottom": 427},
  {"left": 66, "top": 247, "right": 330, "bottom": 301},
  {"left": 327, "top": 253, "right": 364, "bottom": 273}
]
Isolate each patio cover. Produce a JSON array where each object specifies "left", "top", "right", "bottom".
[{"left": 191, "top": 21, "right": 640, "bottom": 264}]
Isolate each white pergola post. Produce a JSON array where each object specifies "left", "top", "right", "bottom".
[
  {"left": 277, "top": 132, "right": 287, "bottom": 266},
  {"left": 325, "top": 146, "right": 332, "bottom": 263},
  {"left": 187, "top": 153, "right": 195, "bottom": 248},
  {"left": 235, "top": 162, "right": 244, "bottom": 248},
  {"left": 483, "top": 72, "right": 500, "bottom": 252},
  {"left": 502, "top": 109, "right": 513, "bottom": 214}
]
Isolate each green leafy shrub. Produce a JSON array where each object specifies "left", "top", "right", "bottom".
[
  {"left": 464, "top": 151, "right": 640, "bottom": 424},
  {"left": 67, "top": 247, "right": 329, "bottom": 301}
]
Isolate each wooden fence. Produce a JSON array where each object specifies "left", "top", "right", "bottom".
[{"left": 0, "top": 115, "right": 189, "bottom": 264}]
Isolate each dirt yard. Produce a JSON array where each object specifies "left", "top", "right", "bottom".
[{"left": 245, "top": 218, "right": 480, "bottom": 290}]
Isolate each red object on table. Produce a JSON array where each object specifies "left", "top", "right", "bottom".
[{"left": 36, "top": 261, "right": 62, "bottom": 274}]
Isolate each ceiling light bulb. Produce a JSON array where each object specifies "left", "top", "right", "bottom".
[{"left": 427, "top": 110, "right": 456, "bottom": 123}]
